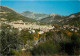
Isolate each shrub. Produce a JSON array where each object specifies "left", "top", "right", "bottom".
[{"left": 31, "top": 40, "right": 61, "bottom": 56}]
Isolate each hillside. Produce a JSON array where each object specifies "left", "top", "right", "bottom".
[
  {"left": 40, "top": 13, "right": 66, "bottom": 24},
  {"left": 61, "top": 12, "right": 80, "bottom": 27},
  {"left": 40, "top": 12, "right": 80, "bottom": 27},
  {"left": 0, "top": 5, "right": 36, "bottom": 22},
  {"left": 21, "top": 11, "right": 49, "bottom": 20}
]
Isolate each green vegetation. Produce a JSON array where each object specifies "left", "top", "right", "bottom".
[
  {"left": 31, "top": 40, "right": 61, "bottom": 56},
  {"left": 20, "top": 29, "right": 34, "bottom": 45},
  {"left": 31, "top": 30, "right": 80, "bottom": 55},
  {"left": 0, "top": 24, "right": 20, "bottom": 55},
  {"left": 0, "top": 23, "right": 80, "bottom": 56},
  {"left": 0, "top": 24, "right": 34, "bottom": 56}
]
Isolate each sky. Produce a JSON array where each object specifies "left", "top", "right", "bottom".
[
  {"left": 1, "top": 0, "right": 79, "bottom": 1},
  {"left": 0, "top": 0, "right": 80, "bottom": 15}
]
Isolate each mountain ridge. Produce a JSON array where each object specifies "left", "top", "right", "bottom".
[
  {"left": 40, "top": 13, "right": 66, "bottom": 24},
  {"left": 21, "top": 11, "right": 49, "bottom": 20},
  {"left": 0, "top": 5, "right": 36, "bottom": 22},
  {"left": 61, "top": 12, "right": 80, "bottom": 27}
]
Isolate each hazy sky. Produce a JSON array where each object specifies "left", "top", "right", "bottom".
[{"left": 0, "top": 0, "right": 80, "bottom": 15}]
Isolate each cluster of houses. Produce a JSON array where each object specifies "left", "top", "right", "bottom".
[
  {"left": 0, "top": 20, "right": 55, "bottom": 34},
  {"left": 62, "top": 25, "right": 80, "bottom": 32},
  {"left": 9, "top": 20, "right": 55, "bottom": 34},
  {"left": 52, "top": 24, "right": 80, "bottom": 33},
  {"left": 0, "top": 19, "right": 79, "bottom": 33}
]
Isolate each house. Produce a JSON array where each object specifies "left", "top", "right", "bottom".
[
  {"left": 29, "top": 30, "right": 35, "bottom": 33},
  {"left": 39, "top": 31, "right": 44, "bottom": 34},
  {"left": 70, "top": 29, "right": 74, "bottom": 31}
]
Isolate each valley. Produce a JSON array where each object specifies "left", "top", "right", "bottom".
[{"left": 0, "top": 5, "right": 80, "bottom": 56}]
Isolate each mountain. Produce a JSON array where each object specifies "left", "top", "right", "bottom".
[
  {"left": 0, "top": 5, "right": 36, "bottom": 22},
  {"left": 40, "top": 12, "right": 80, "bottom": 27},
  {"left": 21, "top": 11, "right": 49, "bottom": 20},
  {"left": 40, "top": 13, "right": 66, "bottom": 24},
  {"left": 62, "top": 12, "right": 80, "bottom": 27}
]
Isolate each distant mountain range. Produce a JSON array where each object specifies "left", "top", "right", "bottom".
[
  {"left": 21, "top": 11, "right": 67, "bottom": 24},
  {"left": 40, "top": 13, "right": 66, "bottom": 24},
  {"left": 0, "top": 5, "right": 36, "bottom": 22},
  {"left": 21, "top": 11, "right": 49, "bottom": 20},
  {"left": 39, "top": 12, "right": 80, "bottom": 27}
]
